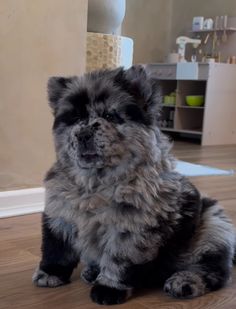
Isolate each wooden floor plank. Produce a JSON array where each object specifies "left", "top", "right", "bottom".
[{"left": 1, "top": 142, "right": 236, "bottom": 309}]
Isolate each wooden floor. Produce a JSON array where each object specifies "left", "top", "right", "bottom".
[{"left": 1, "top": 141, "right": 236, "bottom": 309}]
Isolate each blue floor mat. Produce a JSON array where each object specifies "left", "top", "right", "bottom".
[{"left": 176, "top": 160, "right": 234, "bottom": 177}]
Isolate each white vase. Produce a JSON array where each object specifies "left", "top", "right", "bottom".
[{"left": 87, "top": 0, "right": 126, "bottom": 34}]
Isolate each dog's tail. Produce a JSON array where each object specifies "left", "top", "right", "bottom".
[{"left": 201, "top": 197, "right": 236, "bottom": 265}]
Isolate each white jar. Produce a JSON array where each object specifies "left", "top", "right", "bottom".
[
  {"left": 167, "top": 53, "right": 179, "bottom": 63},
  {"left": 203, "top": 18, "right": 214, "bottom": 30},
  {"left": 192, "top": 16, "right": 204, "bottom": 31}
]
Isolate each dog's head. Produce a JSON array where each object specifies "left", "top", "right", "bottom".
[{"left": 48, "top": 66, "right": 163, "bottom": 171}]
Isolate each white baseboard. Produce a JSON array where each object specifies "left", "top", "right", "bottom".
[{"left": 0, "top": 187, "right": 45, "bottom": 218}]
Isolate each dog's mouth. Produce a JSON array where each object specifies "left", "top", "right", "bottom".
[
  {"left": 78, "top": 152, "right": 104, "bottom": 169},
  {"left": 81, "top": 153, "right": 99, "bottom": 161},
  {"left": 80, "top": 152, "right": 100, "bottom": 163}
]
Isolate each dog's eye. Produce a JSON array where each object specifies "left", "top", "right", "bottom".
[
  {"left": 103, "top": 112, "right": 124, "bottom": 124},
  {"left": 104, "top": 113, "right": 114, "bottom": 122}
]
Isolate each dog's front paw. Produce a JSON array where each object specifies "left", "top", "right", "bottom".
[
  {"left": 164, "top": 271, "right": 206, "bottom": 299},
  {"left": 32, "top": 267, "right": 65, "bottom": 288},
  {"left": 90, "top": 285, "right": 127, "bottom": 305}
]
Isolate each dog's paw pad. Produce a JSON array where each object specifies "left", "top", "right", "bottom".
[
  {"left": 32, "top": 267, "right": 64, "bottom": 287},
  {"left": 90, "top": 285, "right": 127, "bottom": 305},
  {"left": 164, "top": 271, "right": 206, "bottom": 299}
]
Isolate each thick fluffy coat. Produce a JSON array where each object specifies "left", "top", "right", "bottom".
[{"left": 33, "top": 66, "right": 235, "bottom": 305}]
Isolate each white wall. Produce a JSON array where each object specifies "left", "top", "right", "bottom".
[
  {"left": 122, "top": 0, "right": 173, "bottom": 63},
  {"left": 123, "top": 0, "right": 236, "bottom": 62},
  {"left": 0, "top": 0, "right": 88, "bottom": 190}
]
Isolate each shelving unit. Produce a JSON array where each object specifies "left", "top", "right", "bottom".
[
  {"left": 147, "top": 63, "right": 236, "bottom": 145},
  {"left": 159, "top": 79, "right": 206, "bottom": 135},
  {"left": 189, "top": 17, "right": 236, "bottom": 63}
]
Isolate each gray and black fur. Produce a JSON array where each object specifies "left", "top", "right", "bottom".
[{"left": 33, "top": 66, "right": 236, "bottom": 305}]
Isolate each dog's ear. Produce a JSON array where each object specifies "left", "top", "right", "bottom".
[
  {"left": 120, "top": 65, "right": 162, "bottom": 123},
  {"left": 47, "top": 76, "right": 73, "bottom": 112}
]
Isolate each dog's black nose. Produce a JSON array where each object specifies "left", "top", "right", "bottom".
[
  {"left": 77, "top": 129, "right": 95, "bottom": 153},
  {"left": 77, "top": 129, "right": 93, "bottom": 144}
]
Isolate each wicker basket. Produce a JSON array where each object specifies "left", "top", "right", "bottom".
[{"left": 86, "top": 32, "right": 133, "bottom": 72}]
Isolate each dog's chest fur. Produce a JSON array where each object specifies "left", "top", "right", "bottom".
[{"left": 45, "top": 169, "right": 181, "bottom": 267}]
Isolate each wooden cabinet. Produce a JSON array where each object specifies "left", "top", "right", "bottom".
[{"left": 147, "top": 63, "right": 236, "bottom": 145}]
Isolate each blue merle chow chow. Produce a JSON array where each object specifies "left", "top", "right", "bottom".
[{"left": 33, "top": 65, "right": 235, "bottom": 305}]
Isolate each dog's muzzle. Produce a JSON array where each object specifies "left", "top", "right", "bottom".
[{"left": 77, "top": 128, "right": 99, "bottom": 163}]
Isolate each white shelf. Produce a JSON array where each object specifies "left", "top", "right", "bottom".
[
  {"left": 161, "top": 104, "right": 176, "bottom": 107},
  {"left": 161, "top": 128, "right": 203, "bottom": 135},
  {"left": 160, "top": 127, "right": 175, "bottom": 132},
  {"left": 177, "top": 106, "right": 205, "bottom": 109},
  {"left": 161, "top": 105, "right": 205, "bottom": 109},
  {"left": 190, "top": 28, "right": 236, "bottom": 33}
]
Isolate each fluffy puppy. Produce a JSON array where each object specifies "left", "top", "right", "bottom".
[{"left": 33, "top": 66, "right": 235, "bottom": 305}]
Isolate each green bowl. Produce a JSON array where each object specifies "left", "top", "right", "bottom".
[
  {"left": 186, "top": 95, "right": 204, "bottom": 106},
  {"left": 164, "top": 96, "right": 176, "bottom": 105}
]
